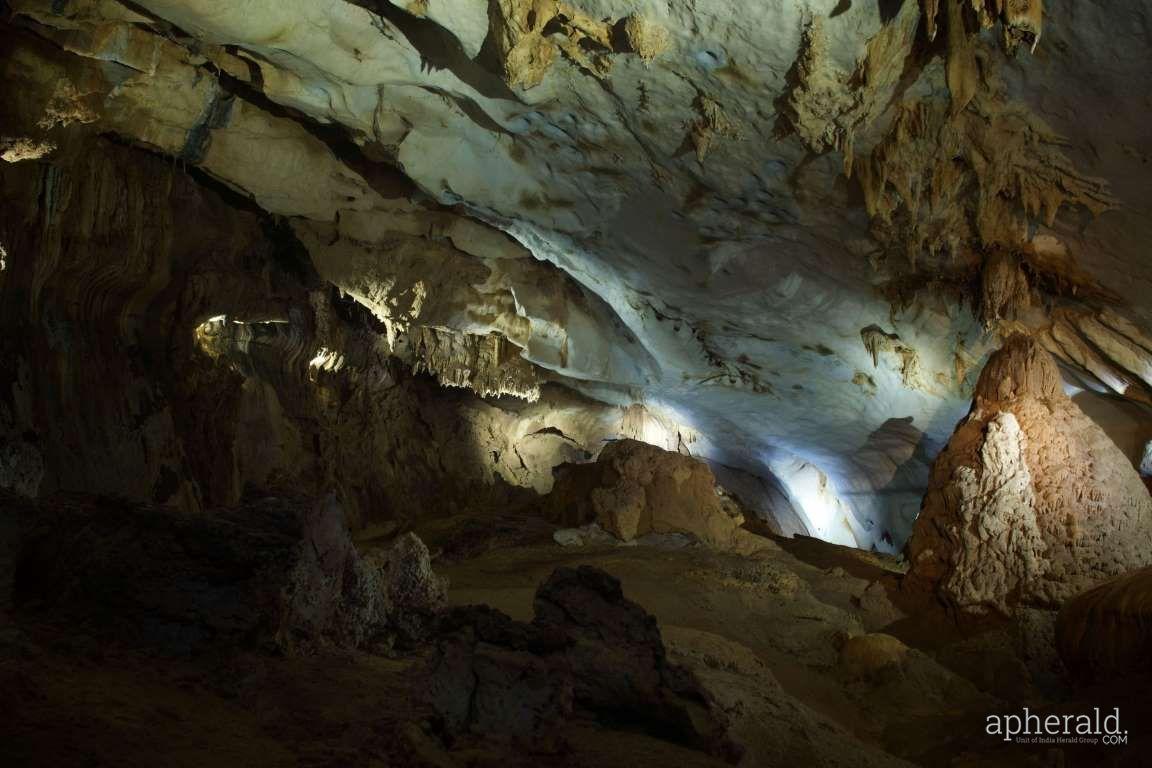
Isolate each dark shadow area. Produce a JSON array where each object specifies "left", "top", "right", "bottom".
[
  {"left": 878, "top": 0, "right": 905, "bottom": 23},
  {"left": 353, "top": 0, "right": 521, "bottom": 103}
]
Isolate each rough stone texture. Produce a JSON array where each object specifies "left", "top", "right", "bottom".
[
  {"left": 665, "top": 627, "right": 917, "bottom": 768},
  {"left": 4, "top": 129, "right": 788, "bottom": 533},
  {"left": 906, "top": 334, "right": 1152, "bottom": 614},
  {"left": 709, "top": 462, "right": 811, "bottom": 539},
  {"left": 426, "top": 565, "right": 737, "bottom": 760},
  {"left": 0, "top": 440, "right": 43, "bottom": 498},
  {"left": 552, "top": 522, "right": 617, "bottom": 548},
  {"left": 831, "top": 628, "right": 1002, "bottom": 759},
  {"left": 544, "top": 439, "right": 773, "bottom": 552},
  {"left": 1057, "top": 565, "right": 1152, "bottom": 684},
  {"left": 4, "top": 0, "right": 1152, "bottom": 555},
  {"left": 8, "top": 491, "right": 445, "bottom": 655},
  {"left": 838, "top": 633, "right": 910, "bottom": 679},
  {"left": 360, "top": 531, "right": 449, "bottom": 646}
]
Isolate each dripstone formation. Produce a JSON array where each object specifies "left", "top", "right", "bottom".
[{"left": 907, "top": 335, "right": 1152, "bottom": 614}]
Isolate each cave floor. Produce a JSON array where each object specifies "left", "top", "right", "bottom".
[
  {"left": 435, "top": 534, "right": 1150, "bottom": 767},
  {"left": 440, "top": 539, "right": 909, "bottom": 734},
  {"left": 2, "top": 523, "right": 1146, "bottom": 767}
]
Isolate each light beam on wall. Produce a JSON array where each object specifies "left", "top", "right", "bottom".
[{"left": 768, "top": 457, "right": 859, "bottom": 548}]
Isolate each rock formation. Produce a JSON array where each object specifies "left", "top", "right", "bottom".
[
  {"left": 544, "top": 439, "right": 773, "bottom": 552},
  {"left": 8, "top": 0, "right": 1152, "bottom": 552},
  {"left": 1057, "top": 566, "right": 1152, "bottom": 684},
  {"left": 427, "top": 565, "right": 738, "bottom": 760},
  {"left": 9, "top": 491, "right": 446, "bottom": 655},
  {"left": 906, "top": 334, "right": 1152, "bottom": 614},
  {"left": 5, "top": 1, "right": 1152, "bottom": 764}
]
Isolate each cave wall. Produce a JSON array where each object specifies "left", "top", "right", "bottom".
[
  {"left": 0, "top": 135, "right": 534, "bottom": 523},
  {"left": 0, "top": 137, "right": 291, "bottom": 509},
  {"left": 4, "top": 0, "right": 1152, "bottom": 552},
  {"left": 0, "top": 137, "right": 802, "bottom": 531}
]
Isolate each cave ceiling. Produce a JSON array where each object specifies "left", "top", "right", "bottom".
[{"left": 3, "top": 0, "right": 1152, "bottom": 550}]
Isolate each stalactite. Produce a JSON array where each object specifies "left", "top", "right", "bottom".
[
  {"left": 979, "top": 251, "right": 1031, "bottom": 328},
  {"left": 923, "top": 0, "right": 1043, "bottom": 53},
  {"left": 412, "top": 327, "right": 540, "bottom": 401}
]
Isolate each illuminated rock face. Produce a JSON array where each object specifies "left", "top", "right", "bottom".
[
  {"left": 907, "top": 335, "right": 1152, "bottom": 614},
  {"left": 545, "top": 439, "right": 776, "bottom": 552},
  {"left": 3, "top": 1, "right": 1152, "bottom": 549}
]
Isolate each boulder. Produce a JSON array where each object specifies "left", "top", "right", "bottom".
[
  {"left": 426, "top": 565, "right": 738, "bottom": 761},
  {"left": 544, "top": 439, "right": 773, "bottom": 553}
]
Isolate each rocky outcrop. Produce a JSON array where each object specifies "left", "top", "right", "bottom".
[
  {"left": 426, "top": 565, "right": 738, "bottom": 760},
  {"left": 9, "top": 492, "right": 445, "bottom": 655},
  {"left": 906, "top": 334, "right": 1152, "bottom": 614},
  {"left": 1056, "top": 566, "right": 1152, "bottom": 684},
  {"left": 544, "top": 439, "right": 773, "bottom": 552}
]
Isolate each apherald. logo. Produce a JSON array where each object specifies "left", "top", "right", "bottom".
[{"left": 986, "top": 707, "right": 1128, "bottom": 745}]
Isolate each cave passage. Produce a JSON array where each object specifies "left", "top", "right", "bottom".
[{"left": 2, "top": 1, "right": 1151, "bottom": 765}]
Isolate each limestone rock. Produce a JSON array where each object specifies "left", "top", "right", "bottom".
[
  {"left": 665, "top": 627, "right": 918, "bottom": 768},
  {"left": 1057, "top": 565, "right": 1152, "bottom": 684},
  {"left": 552, "top": 522, "right": 616, "bottom": 547},
  {"left": 9, "top": 492, "right": 446, "bottom": 655},
  {"left": 715, "top": 559, "right": 805, "bottom": 596},
  {"left": 544, "top": 439, "right": 774, "bottom": 553},
  {"left": 426, "top": 565, "right": 737, "bottom": 759},
  {"left": 709, "top": 462, "right": 810, "bottom": 540},
  {"left": 4, "top": 0, "right": 1152, "bottom": 559},
  {"left": 906, "top": 334, "right": 1152, "bottom": 614},
  {"left": 355, "top": 531, "right": 448, "bottom": 648},
  {"left": 839, "top": 633, "right": 910, "bottom": 679},
  {"left": 834, "top": 629, "right": 1001, "bottom": 757}
]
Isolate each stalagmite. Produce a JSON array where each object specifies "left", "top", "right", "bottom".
[{"left": 907, "top": 335, "right": 1152, "bottom": 614}]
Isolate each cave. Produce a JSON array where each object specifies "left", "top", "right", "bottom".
[{"left": 1, "top": 0, "right": 1150, "bottom": 765}]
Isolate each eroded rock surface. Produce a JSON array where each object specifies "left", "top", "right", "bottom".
[
  {"left": 1057, "top": 565, "right": 1152, "bottom": 684},
  {"left": 9, "top": 492, "right": 445, "bottom": 654},
  {"left": 544, "top": 439, "right": 774, "bottom": 552},
  {"left": 8, "top": 0, "right": 1152, "bottom": 552},
  {"left": 907, "top": 334, "right": 1152, "bottom": 614},
  {"left": 427, "top": 565, "right": 737, "bottom": 760}
]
